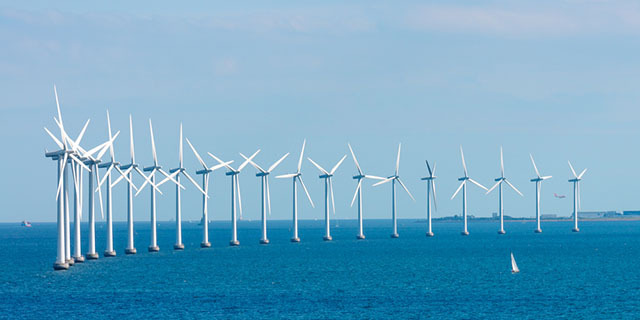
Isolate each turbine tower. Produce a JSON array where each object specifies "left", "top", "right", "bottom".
[
  {"left": 136, "top": 119, "right": 184, "bottom": 252},
  {"left": 208, "top": 150, "right": 260, "bottom": 246},
  {"left": 276, "top": 140, "right": 315, "bottom": 242},
  {"left": 242, "top": 152, "right": 290, "bottom": 244},
  {"left": 169, "top": 124, "right": 207, "bottom": 250},
  {"left": 451, "top": 146, "right": 488, "bottom": 236},
  {"left": 308, "top": 155, "right": 347, "bottom": 241},
  {"left": 348, "top": 143, "right": 384, "bottom": 240},
  {"left": 486, "top": 147, "right": 523, "bottom": 235},
  {"left": 568, "top": 161, "right": 587, "bottom": 232},
  {"left": 372, "top": 143, "right": 415, "bottom": 238},
  {"left": 420, "top": 160, "right": 437, "bottom": 237},
  {"left": 529, "top": 154, "right": 552, "bottom": 233},
  {"left": 185, "top": 138, "right": 232, "bottom": 248},
  {"left": 111, "top": 115, "right": 159, "bottom": 254}
]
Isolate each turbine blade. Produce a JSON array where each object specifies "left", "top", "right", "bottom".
[
  {"left": 364, "top": 175, "right": 385, "bottom": 180},
  {"left": 157, "top": 168, "right": 184, "bottom": 189},
  {"left": 113, "top": 166, "right": 137, "bottom": 191},
  {"left": 134, "top": 167, "right": 163, "bottom": 196},
  {"left": 268, "top": 153, "right": 290, "bottom": 173},
  {"left": 486, "top": 180, "right": 501, "bottom": 195},
  {"left": 568, "top": 161, "right": 577, "bottom": 178},
  {"left": 266, "top": 175, "right": 272, "bottom": 215},
  {"left": 373, "top": 177, "right": 393, "bottom": 187},
  {"left": 129, "top": 115, "right": 135, "bottom": 163},
  {"left": 530, "top": 154, "right": 540, "bottom": 178},
  {"left": 425, "top": 160, "right": 432, "bottom": 177},
  {"left": 95, "top": 168, "right": 104, "bottom": 219},
  {"left": 542, "top": 176, "right": 552, "bottom": 180},
  {"left": 347, "top": 143, "right": 363, "bottom": 176},
  {"left": 96, "top": 131, "right": 120, "bottom": 160},
  {"left": 350, "top": 179, "right": 362, "bottom": 207},
  {"left": 397, "top": 178, "right": 415, "bottom": 201},
  {"left": 431, "top": 181, "right": 438, "bottom": 211},
  {"left": 53, "top": 84, "right": 63, "bottom": 131},
  {"left": 44, "top": 127, "right": 64, "bottom": 149},
  {"left": 149, "top": 119, "right": 158, "bottom": 167},
  {"left": 98, "top": 164, "right": 115, "bottom": 188},
  {"left": 185, "top": 138, "right": 208, "bottom": 170},
  {"left": 207, "top": 152, "right": 235, "bottom": 171},
  {"left": 451, "top": 181, "right": 465, "bottom": 200},
  {"left": 307, "top": 157, "right": 329, "bottom": 175},
  {"left": 460, "top": 146, "right": 468, "bottom": 176},
  {"left": 110, "top": 166, "right": 131, "bottom": 188},
  {"left": 329, "top": 178, "right": 336, "bottom": 214},
  {"left": 56, "top": 153, "right": 68, "bottom": 200},
  {"left": 210, "top": 161, "right": 234, "bottom": 172},
  {"left": 240, "top": 152, "right": 265, "bottom": 173},
  {"left": 395, "top": 143, "right": 401, "bottom": 176},
  {"left": 74, "top": 119, "right": 91, "bottom": 147},
  {"left": 106, "top": 111, "right": 115, "bottom": 161},
  {"left": 179, "top": 123, "right": 183, "bottom": 168},
  {"left": 238, "top": 149, "right": 260, "bottom": 172},
  {"left": 183, "top": 171, "right": 208, "bottom": 197},
  {"left": 276, "top": 173, "right": 297, "bottom": 179},
  {"left": 297, "top": 139, "right": 306, "bottom": 173},
  {"left": 236, "top": 176, "right": 243, "bottom": 219},
  {"left": 69, "top": 153, "right": 90, "bottom": 172},
  {"left": 298, "top": 176, "right": 314, "bottom": 208},
  {"left": 578, "top": 168, "right": 587, "bottom": 179},
  {"left": 500, "top": 146, "right": 504, "bottom": 177},
  {"left": 330, "top": 155, "right": 347, "bottom": 175},
  {"left": 504, "top": 179, "right": 523, "bottom": 196},
  {"left": 468, "top": 178, "right": 488, "bottom": 191}
]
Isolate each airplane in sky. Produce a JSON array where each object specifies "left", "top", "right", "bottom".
[{"left": 554, "top": 193, "right": 566, "bottom": 199}]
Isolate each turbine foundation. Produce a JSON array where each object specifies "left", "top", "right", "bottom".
[
  {"left": 426, "top": 232, "right": 434, "bottom": 237},
  {"left": 67, "top": 258, "right": 75, "bottom": 265},
  {"left": 53, "top": 262, "right": 69, "bottom": 270},
  {"left": 290, "top": 237, "right": 300, "bottom": 243},
  {"left": 572, "top": 228, "right": 580, "bottom": 232},
  {"left": 125, "top": 248, "right": 137, "bottom": 255},
  {"left": 200, "top": 242, "right": 211, "bottom": 248},
  {"left": 390, "top": 233, "right": 399, "bottom": 238},
  {"left": 103, "top": 250, "right": 116, "bottom": 257},
  {"left": 259, "top": 239, "right": 270, "bottom": 245},
  {"left": 461, "top": 231, "right": 470, "bottom": 236},
  {"left": 323, "top": 236, "right": 333, "bottom": 241},
  {"left": 229, "top": 240, "right": 240, "bottom": 246},
  {"left": 148, "top": 246, "right": 160, "bottom": 252},
  {"left": 73, "top": 255, "right": 85, "bottom": 263},
  {"left": 356, "top": 234, "right": 365, "bottom": 240},
  {"left": 173, "top": 244, "right": 185, "bottom": 250},
  {"left": 498, "top": 230, "right": 506, "bottom": 235},
  {"left": 534, "top": 229, "right": 542, "bottom": 233},
  {"left": 86, "top": 253, "right": 99, "bottom": 260}
]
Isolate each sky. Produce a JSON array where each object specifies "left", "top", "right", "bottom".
[{"left": 2, "top": 1, "right": 640, "bottom": 223}]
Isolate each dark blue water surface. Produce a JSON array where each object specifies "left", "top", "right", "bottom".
[{"left": 1, "top": 219, "right": 639, "bottom": 319}]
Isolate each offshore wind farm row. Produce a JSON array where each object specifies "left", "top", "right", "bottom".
[{"left": 45, "top": 86, "right": 587, "bottom": 271}]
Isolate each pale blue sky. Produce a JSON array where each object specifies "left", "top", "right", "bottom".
[{"left": 2, "top": 1, "right": 640, "bottom": 223}]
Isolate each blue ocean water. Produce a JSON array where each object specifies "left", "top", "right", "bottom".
[{"left": 1, "top": 219, "right": 639, "bottom": 319}]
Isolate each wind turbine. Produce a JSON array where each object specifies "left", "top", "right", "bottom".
[
  {"left": 451, "top": 146, "right": 488, "bottom": 236},
  {"left": 135, "top": 119, "right": 185, "bottom": 252},
  {"left": 420, "top": 160, "right": 437, "bottom": 237},
  {"left": 185, "top": 138, "right": 232, "bottom": 248},
  {"left": 308, "top": 154, "right": 347, "bottom": 241},
  {"left": 486, "top": 147, "right": 523, "bottom": 235},
  {"left": 372, "top": 143, "right": 415, "bottom": 238},
  {"left": 43, "top": 85, "right": 92, "bottom": 270},
  {"left": 568, "top": 161, "right": 587, "bottom": 232},
  {"left": 96, "top": 111, "right": 137, "bottom": 257},
  {"left": 169, "top": 124, "right": 207, "bottom": 250},
  {"left": 111, "top": 115, "right": 160, "bottom": 254},
  {"left": 348, "top": 143, "right": 384, "bottom": 240},
  {"left": 208, "top": 150, "right": 260, "bottom": 246},
  {"left": 242, "top": 152, "right": 290, "bottom": 244},
  {"left": 276, "top": 140, "right": 315, "bottom": 242},
  {"left": 530, "top": 154, "right": 552, "bottom": 233}
]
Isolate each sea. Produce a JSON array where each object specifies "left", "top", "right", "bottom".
[{"left": 1, "top": 219, "right": 639, "bottom": 319}]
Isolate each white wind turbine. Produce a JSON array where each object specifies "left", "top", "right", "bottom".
[
  {"left": 451, "top": 146, "right": 488, "bottom": 236},
  {"left": 208, "top": 150, "right": 260, "bottom": 246},
  {"left": 529, "top": 154, "right": 552, "bottom": 233},
  {"left": 348, "top": 143, "right": 384, "bottom": 240},
  {"left": 373, "top": 143, "right": 415, "bottom": 238},
  {"left": 276, "top": 140, "right": 315, "bottom": 242},
  {"left": 111, "top": 115, "right": 160, "bottom": 254},
  {"left": 185, "top": 138, "right": 232, "bottom": 248},
  {"left": 420, "top": 160, "right": 437, "bottom": 237},
  {"left": 242, "top": 152, "right": 290, "bottom": 244},
  {"left": 568, "top": 161, "right": 587, "bottom": 232},
  {"left": 135, "top": 119, "right": 185, "bottom": 252},
  {"left": 486, "top": 147, "right": 523, "bottom": 235},
  {"left": 308, "top": 154, "right": 347, "bottom": 241},
  {"left": 169, "top": 124, "right": 207, "bottom": 250},
  {"left": 43, "top": 85, "right": 93, "bottom": 269},
  {"left": 96, "top": 111, "right": 137, "bottom": 257}
]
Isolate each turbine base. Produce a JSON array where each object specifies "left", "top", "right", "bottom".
[
  {"left": 572, "top": 228, "right": 580, "bottom": 232},
  {"left": 260, "top": 239, "right": 270, "bottom": 245},
  {"left": 67, "top": 258, "right": 75, "bottom": 265},
  {"left": 534, "top": 229, "right": 542, "bottom": 233},
  {"left": 73, "top": 255, "right": 85, "bottom": 263},
  {"left": 290, "top": 237, "right": 301, "bottom": 243},
  {"left": 53, "top": 261, "right": 69, "bottom": 270},
  {"left": 498, "top": 230, "right": 506, "bottom": 235},
  {"left": 173, "top": 244, "right": 185, "bottom": 250},
  {"left": 356, "top": 234, "right": 365, "bottom": 240},
  {"left": 229, "top": 240, "right": 240, "bottom": 246},
  {"left": 200, "top": 242, "right": 211, "bottom": 248},
  {"left": 86, "top": 252, "right": 99, "bottom": 260},
  {"left": 103, "top": 250, "right": 116, "bottom": 257},
  {"left": 125, "top": 248, "right": 137, "bottom": 255},
  {"left": 461, "top": 231, "right": 469, "bottom": 236},
  {"left": 323, "top": 236, "right": 333, "bottom": 241},
  {"left": 148, "top": 246, "right": 160, "bottom": 252},
  {"left": 390, "top": 233, "right": 399, "bottom": 238},
  {"left": 426, "top": 232, "right": 434, "bottom": 237}
]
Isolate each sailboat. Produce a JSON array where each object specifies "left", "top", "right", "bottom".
[{"left": 511, "top": 252, "right": 520, "bottom": 273}]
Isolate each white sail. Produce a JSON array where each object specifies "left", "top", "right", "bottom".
[{"left": 511, "top": 252, "right": 520, "bottom": 273}]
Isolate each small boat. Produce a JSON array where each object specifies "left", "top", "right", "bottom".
[
  {"left": 21, "top": 220, "right": 32, "bottom": 227},
  {"left": 511, "top": 252, "right": 520, "bottom": 273}
]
